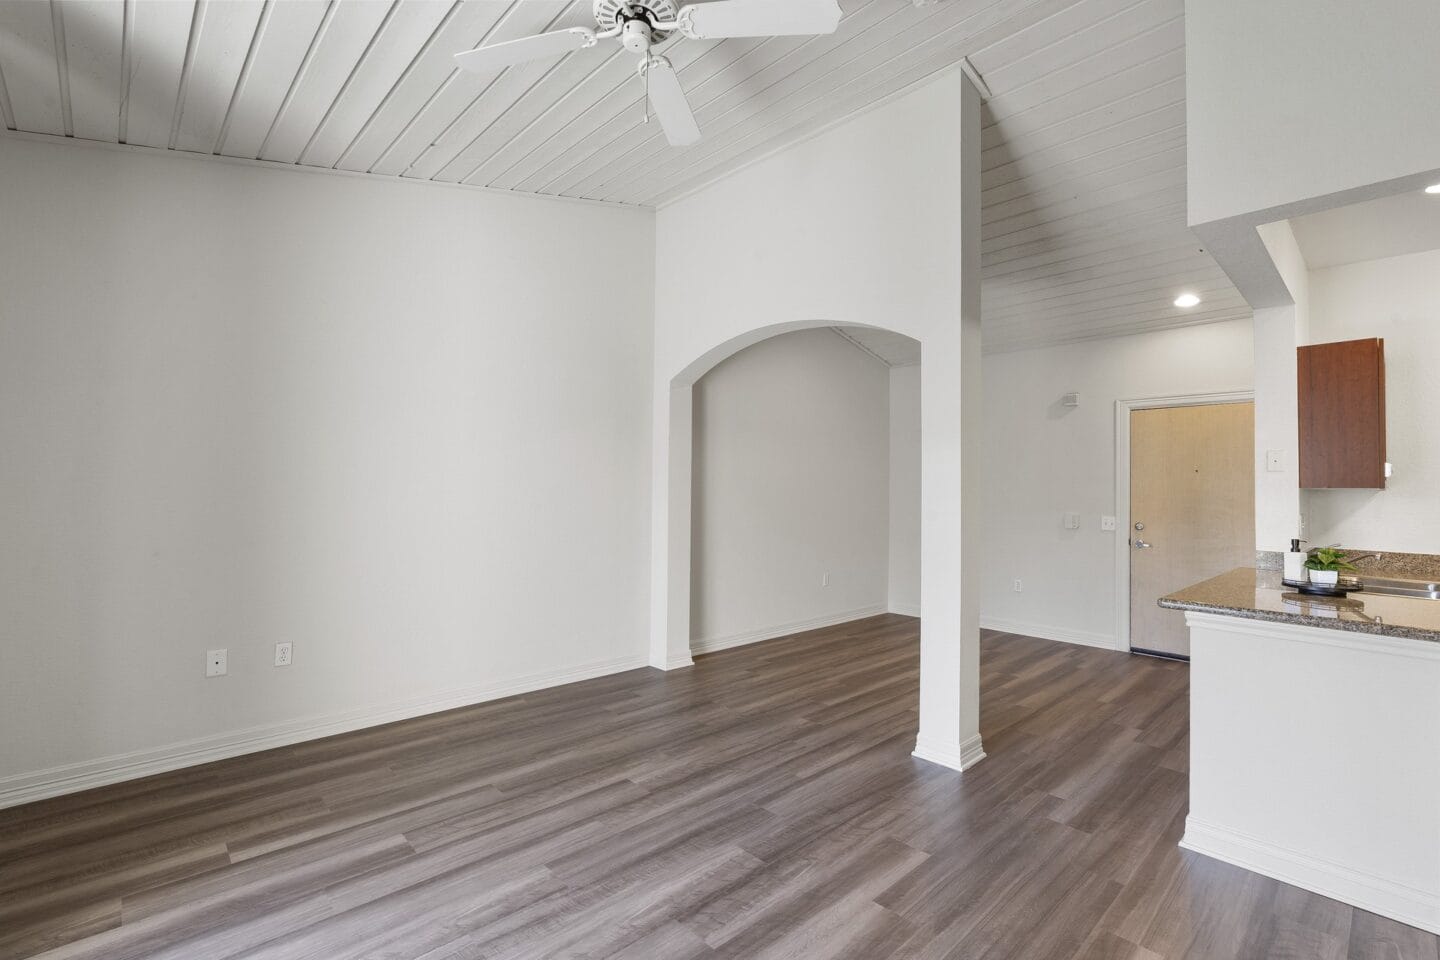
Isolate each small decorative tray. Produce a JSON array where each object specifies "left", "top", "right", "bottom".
[{"left": 1282, "top": 576, "right": 1362, "bottom": 597}]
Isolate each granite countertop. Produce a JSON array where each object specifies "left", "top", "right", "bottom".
[{"left": 1159, "top": 567, "right": 1440, "bottom": 644}]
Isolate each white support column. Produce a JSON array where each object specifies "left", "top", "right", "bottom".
[
  {"left": 648, "top": 383, "right": 694, "bottom": 670},
  {"left": 912, "top": 74, "right": 985, "bottom": 771}
]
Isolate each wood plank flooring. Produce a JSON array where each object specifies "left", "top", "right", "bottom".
[{"left": 2, "top": 615, "right": 1436, "bottom": 959}]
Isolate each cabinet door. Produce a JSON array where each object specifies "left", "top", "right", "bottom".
[{"left": 1298, "top": 338, "right": 1386, "bottom": 489}]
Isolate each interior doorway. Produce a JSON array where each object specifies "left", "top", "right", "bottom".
[
  {"left": 656, "top": 317, "right": 985, "bottom": 771},
  {"left": 1117, "top": 395, "right": 1255, "bottom": 659},
  {"left": 688, "top": 328, "right": 905, "bottom": 654}
]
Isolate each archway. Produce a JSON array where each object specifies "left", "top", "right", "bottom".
[{"left": 648, "top": 318, "right": 985, "bottom": 772}]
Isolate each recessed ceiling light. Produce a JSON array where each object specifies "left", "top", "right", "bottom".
[
  {"left": 1425, "top": 183, "right": 1440, "bottom": 195},
  {"left": 1174, "top": 293, "right": 1201, "bottom": 308}
]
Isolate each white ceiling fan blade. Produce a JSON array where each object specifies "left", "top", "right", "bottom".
[
  {"left": 453, "top": 28, "right": 594, "bottom": 74},
  {"left": 644, "top": 58, "right": 701, "bottom": 146},
  {"left": 676, "top": 0, "right": 842, "bottom": 39}
]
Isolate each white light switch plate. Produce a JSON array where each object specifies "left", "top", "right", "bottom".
[
  {"left": 1266, "top": 449, "right": 1285, "bottom": 472},
  {"left": 1063, "top": 511, "right": 1081, "bottom": 530},
  {"left": 206, "top": 648, "right": 228, "bottom": 677}
]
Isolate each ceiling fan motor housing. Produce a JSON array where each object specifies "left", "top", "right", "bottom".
[
  {"left": 621, "top": 20, "right": 653, "bottom": 52},
  {"left": 594, "top": 0, "right": 679, "bottom": 44}
]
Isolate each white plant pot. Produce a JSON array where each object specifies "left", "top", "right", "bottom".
[{"left": 1310, "top": 569, "right": 1339, "bottom": 587}]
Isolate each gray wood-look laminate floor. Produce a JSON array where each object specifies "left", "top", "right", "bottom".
[{"left": 2, "top": 615, "right": 1436, "bottom": 960}]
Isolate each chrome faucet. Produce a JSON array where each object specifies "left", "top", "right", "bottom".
[{"left": 1314, "top": 545, "right": 1383, "bottom": 567}]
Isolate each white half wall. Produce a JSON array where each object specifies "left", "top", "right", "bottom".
[
  {"left": 981, "top": 320, "right": 1254, "bottom": 648},
  {"left": 1183, "top": 612, "right": 1440, "bottom": 935},
  {"left": 691, "top": 329, "right": 891, "bottom": 652},
  {"left": 1303, "top": 248, "right": 1440, "bottom": 552},
  {"left": 888, "top": 365, "right": 921, "bottom": 616},
  {"left": 0, "top": 137, "right": 655, "bottom": 804}
]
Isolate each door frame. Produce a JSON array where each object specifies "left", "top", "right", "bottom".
[{"left": 1114, "top": 391, "right": 1254, "bottom": 653}]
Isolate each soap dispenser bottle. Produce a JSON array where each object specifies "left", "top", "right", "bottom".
[{"left": 1284, "top": 538, "right": 1308, "bottom": 583}]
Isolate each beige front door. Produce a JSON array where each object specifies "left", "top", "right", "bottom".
[{"left": 1129, "top": 402, "right": 1255, "bottom": 658}]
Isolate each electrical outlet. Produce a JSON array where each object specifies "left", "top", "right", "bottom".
[
  {"left": 206, "top": 648, "right": 228, "bottom": 677},
  {"left": 1100, "top": 515, "right": 1117, "bottom": 531},
  {"left": 274, "top": 642, "right": 293, "bottom": 667},
  {"left": 1013, "top": 578, "right": 1023, "bottom": 593}
]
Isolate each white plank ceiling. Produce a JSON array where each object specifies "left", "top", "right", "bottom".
[{"left": 0, "top": 0, "right": 1250, "bottom": 352}]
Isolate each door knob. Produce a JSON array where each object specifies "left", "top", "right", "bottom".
[{"left": 1134, "top": 539, "right": 1152, "bottom": 549}]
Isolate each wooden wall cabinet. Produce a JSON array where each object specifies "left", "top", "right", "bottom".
[{"left": 1297, "top": 337, "right": 1386, "bottom": 489}]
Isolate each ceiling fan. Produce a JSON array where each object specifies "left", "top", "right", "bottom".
[{"left": 453, "top": 0, "right": 844, "bottom": 146}]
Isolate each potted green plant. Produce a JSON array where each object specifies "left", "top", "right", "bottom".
[{"left": 1305, "top": 547, "right": 1357, "bottom": 587}]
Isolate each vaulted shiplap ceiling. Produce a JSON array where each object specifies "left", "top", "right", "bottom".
[{"left": 0, "top": 0, "right": 1249, "bottom": 352}]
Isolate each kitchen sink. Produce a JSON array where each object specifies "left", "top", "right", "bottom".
[{"left": 1357, "top": 576, "right": 1440, "bottom": 600}]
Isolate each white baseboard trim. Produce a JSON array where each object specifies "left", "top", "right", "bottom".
[
  {"left": 888, "top": 602, "right": 921, "bottom": 617},
  {"left": 1181, "top": 816, "right": 1440, "bottom": 936},
  {"left": 653, "top": 655, "right": 695, "bottom": 671},
  {"left": 0, "top": 652, "right": 649, "bottom": 811},
  {"left": 690, "top": 604, "right": 889, "bottom": 656},
  {"left": 912, "top": 733, "right": 986, "bottom": 772},
  {"left": 979, "top": 616, "right": 1123, "bottom": 652}
]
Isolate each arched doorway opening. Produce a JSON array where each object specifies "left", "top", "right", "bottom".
[
  {"left": 688, "top": 326, "right": 916, "bottom": 654},
  {"left": 649, "top": 318, "right": 984, "bottom": 772}
]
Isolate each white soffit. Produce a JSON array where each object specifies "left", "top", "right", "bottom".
[
  {"left": 1288, "top": 191, "right": 1440, "bottom": 270},
  {"left": 0, "top": 0, "right": 1250, "bottom": 352}
]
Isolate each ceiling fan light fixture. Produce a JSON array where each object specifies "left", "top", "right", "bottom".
[{"left": 452, "top": 0, "right": 844, "bottom": 147}]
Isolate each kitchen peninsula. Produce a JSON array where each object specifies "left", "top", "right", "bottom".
[{"left": 1161, "top": 565, "right": 1440, "bottom": 936}]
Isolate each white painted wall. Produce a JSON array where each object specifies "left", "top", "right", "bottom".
[
  {"left": 1187, "top": 0, "right": 1440, "bottom": 228},
  {"left": 691, "top": 329, "right": 891, "bottom": 651},
  {"left": 0, "top": 138, "right": 655, "bottom": 801},
  {"left": 653, "top": 70, "right": 987, "bottom": 770},
  {"left": 1303, "top": 249, "right": 1440, "bottom": 552},
  {"left": 888, "top": 365, "right": 921, "bottom": 616},
  {"left": 1252, "top": 221, "right": 1310, "bottom": 551},
  {"left": 980, "top": 320, "right": 1254, "bottom": 648}
]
